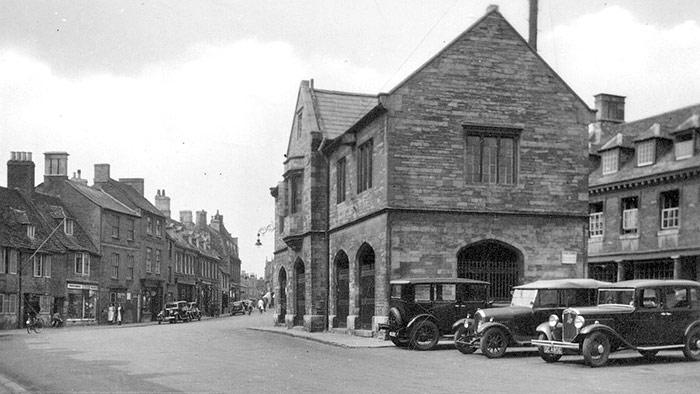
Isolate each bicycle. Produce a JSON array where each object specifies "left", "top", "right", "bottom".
[{"left": 26, "top": 315, "right": 45, "bottom": 334}]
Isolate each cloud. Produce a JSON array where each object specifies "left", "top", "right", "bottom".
[{"left": 539, "top": 6, "right": 700, "bottom": 120}]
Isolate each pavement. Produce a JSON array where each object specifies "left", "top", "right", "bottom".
[{"left": 249, "top": 325, "right": 396, "bottom": 348}]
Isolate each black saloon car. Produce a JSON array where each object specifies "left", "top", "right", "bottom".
[
  {"left": 532, "top": 279, "right": 700, "bottom": 367},
  {"left": 454, "top": 278, "right": 608, "bottom": 357},
  {"left": 378, "top": 278, "right": 491, "bottom": 351}
]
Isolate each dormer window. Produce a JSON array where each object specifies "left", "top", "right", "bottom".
[
  {"left": 675, "top": 133, "right": 694, "bottom": 160},
  {"left": 26, "top": 225, "right": 35, "bottom": 239},
  {"left": 601, "top": 150, "right": 619, "bottom": 174},
  {"left": 637, "top": 140, "right": 655, "bottom": 166},
  {"left": 64, "top": 219, "right": 74, "bottom": 236}
]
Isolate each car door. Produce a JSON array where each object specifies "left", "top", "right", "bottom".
[
  {"left": 430, "top": 283, "right": 458, "bottom": 334},
  {"left": 521, "top": 289, "right": 560, "bottom": 339},
  {"left": 661, "top": 286, "right": 694, "bottom": 345},
  {"left": 630, "top": 288, "right": 665, "bottom": 346}
]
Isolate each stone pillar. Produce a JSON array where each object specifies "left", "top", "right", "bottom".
[
  {"left": 672, "top": 256, "right": 681, "bottom": 280},
  {"left": 616, "top": 261, "right": 625, "bottom": 282}
]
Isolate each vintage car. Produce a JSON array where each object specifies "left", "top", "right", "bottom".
[
  {"left": 158, "top": 301, "right": 190, "bottom": 324},
  {"left": 377, "top": 278, "right": 491, "bottom": 350},
  {"left": 187, "top": 302, "right": 202, "bottom": 321},
  {"left": 454, "top": 278, "right": 608, "bottom": 357},
  {"left": 532, "top": 279, "right": 700, "bottom": 367},
  {"left": 230, "top": 301, "right": 246, "bottom": 316}
]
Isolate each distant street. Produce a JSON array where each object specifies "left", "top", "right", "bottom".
[{"left": 0, "top": 312, "right": 698, "bottom": 393}]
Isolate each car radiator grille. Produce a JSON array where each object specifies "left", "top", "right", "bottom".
[{"left": 562, "top": 311, "right": 577, "bottom": 342}]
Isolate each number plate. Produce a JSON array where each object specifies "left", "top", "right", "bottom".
[
  {"left": 389, "top": 331, "right": 398, "bottom": 337},
  {"left": 544, "top": 346, "right": 563, "bottom": 355}
]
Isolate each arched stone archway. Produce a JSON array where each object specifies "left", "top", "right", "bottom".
[
  {"left": 334, "top": 250, "right": 350, "bottom": 328},
  {"left": 294, "top": 259, "right": 305, "bottom": 326},
  {"left": 357, "top": 244, "right": 375, "bottom": 330},
  {"left": 457, "top": 239, "right": 523, "bottom": 302},
  {"left": 277, "top": 267, "right": 287, "bottom": 324}
]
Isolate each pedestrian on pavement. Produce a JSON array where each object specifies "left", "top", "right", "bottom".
[
  {"left": 257, "top": 299, "right": 264, "bottom": 314},
  {"left": 247, "top": 302, "right": 253, "bottom": 315},
  {"left": 117, "top": 303, "right": 123, "bottom": 325},
  {"left": 108, "top": 303, "right": 115, "bottom": 324}
]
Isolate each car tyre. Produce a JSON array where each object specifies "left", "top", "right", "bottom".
[
  {"left": 582, "top": 331, "right": 610, "bottom": 367},
  {"left": 537, "top": 333, "right": 562, "bottom": 363},
  {"left": 480, "top": 328, "right": 508, "bottom": 358},
  {"left": 682, "top": 326, "right": 700, "bottom": 361},
  {"left": 454, "top": 326, "right": 476, "bottom": 355},
  {"left": 409, "top": 320, "right": 439, "bottom": 351}
]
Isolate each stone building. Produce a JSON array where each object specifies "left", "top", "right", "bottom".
[
  {"left": 588, "top": 95, "right": 700, "bottom": 282},
  {"left": 2, "top": 152, "right": 99, "bottom": 329},
  {"left": 270, "top": 6, "right": 594, "bottom": 334}
]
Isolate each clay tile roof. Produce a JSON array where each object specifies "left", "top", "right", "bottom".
[
  {"left": 633, "top": 123, "right": 670, "bottom": 142},
  {"left": 313, "top": 89, "right": 377, "bottom": 139},
  {"left": 67, "top": 181, "right": 138, "bottom": 216},
  {"left": 672, "top": 113, "right": 700, "bottom": 134},
  {"left": 98, "top": 179, "right": 164, "bottom": 217},
  {"left": 599, "top": 133, "right": 633, "bottom": 151}
]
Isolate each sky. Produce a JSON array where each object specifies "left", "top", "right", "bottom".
[{"left": 1, "top": 0, "right": 700, "bottom": 276}]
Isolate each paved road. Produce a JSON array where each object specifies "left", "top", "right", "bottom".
[{"left": 1, "top": 311, "right": 699, "bottom": 393}]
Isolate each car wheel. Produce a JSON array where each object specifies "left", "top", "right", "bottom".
[
  {"left": 536, "top": 333, "right": 562, "bottom": 363},
  {"left": 409, "top": 320, "right": 439, "bottom": 351},
  {"left": 480, "top": 328, "right": 508, "bottom": 358},
  {"left": 454, "top": 326, "right": 476, "bottom": 355},
  {"left": 582, "top": 331, "right": 610, "bottom": 367},
  {"left": 682, "top": 326, "right": 700, "bottom": 361},
  {"left": 639, "top": 350, "right": 658, "bottom": 359}
]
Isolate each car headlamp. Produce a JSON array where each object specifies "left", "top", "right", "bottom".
[
  {"left": 548, "top": 314, "right": 559, "bottom": 328},
  {"left": 574, "top": 315, "right": 585, "bottom": 329}
]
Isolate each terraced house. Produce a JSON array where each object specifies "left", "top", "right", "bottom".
[
  {"left": 269, "top": 6, "right": 594, "bottom": 334},
  {"left": 1, "top": 152, "right": 99, "bottom": 329},
  {"left": 588, "top": 95, "right": 700, "bottom": 282}
]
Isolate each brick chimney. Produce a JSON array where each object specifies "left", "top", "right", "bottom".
[
  {"left": 7, "top": 152, "right": 35, "bottom": 194},
  {"left": 119, "top": 178, "right": 144, "bottom": 196},
  {"left": 155, "top": 189, "right": 171, "bottom": 218},
  {"left": 180, "top": 210, "right": 193, "bottom": 225},
  {"left": 595, "top": 93, "right": 626, "bottom": 124},
  {"left": 94, "top": 164, "right": 111, "bottom": 184},
  {"left": 196, "top": 210, "right": 207, "bottom": 227}
]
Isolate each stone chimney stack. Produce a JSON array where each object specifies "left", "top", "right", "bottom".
[
  {"left": 94, "top": 163, "right": 111, "bottom": 184},
  {"left": 7, "top": 151, "right": 35, "bottom": 194},
  {"left": 529, "top": 0, "right": 538, "bottom": 50},
  {"left": 180, "top": 210, "right": 193, "bottom": 225},
  {"left": 210, "top": 210, "right": 223, "bottom": 232},
  {"left": 595, "top": 93, "right": 626, "bottom": 124},
  {"left": 155, "top": 189, "right": 171, "bottom": 218},
  {"left": 119, "top": 178, "right": 145, "bottom": 196},
  {"left": 70, "top": 169, "right": 88, "bottom": 185},
  {"left": 43, "top": 152, "right": 69, "bottom": 190},
  {"left": 196, "top": 210, "right": 207, "bottom": 227}
]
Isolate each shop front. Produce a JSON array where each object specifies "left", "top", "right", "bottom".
[
  {"left": 66, "top": 282, "right": 98, "bottom": 324},
  {"left": 176, "top": 277, "right": 196, "bottom": 301},
  {"left": 140, "top": 278, "right": 164, "bottom": 322}
]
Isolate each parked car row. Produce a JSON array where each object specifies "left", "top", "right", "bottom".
[
  {"left": 379, "top": 277, "right": 700, "bottom": 368},
  {"left": 157, "top": 301, "right": 202, "bottom": 324}
]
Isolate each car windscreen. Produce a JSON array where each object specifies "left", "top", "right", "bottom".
[
  {"left": 598, "top": 289, "right": 634, "bottom": 306},
  {"left": 511, "top": 289, "right": 537, "bottom": 307}
]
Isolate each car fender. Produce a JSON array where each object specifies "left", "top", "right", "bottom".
[
  {"left": 407, "top": 314, "right": 438, "bottom": 329},
  {"left": 685, "top": 320, "right": 700, "bottom": 336},
  {"left": 452, "top": 317, "right": 475, "bottom": 332},
  {"left": 535, "top": 321, "right": 554, "bottom": 339},
  {"left": 476, "top": 321, "right": 512, "bottom": 339},
  {"left": 579, "top": 323, "right": 632, "bottom": 348}
]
